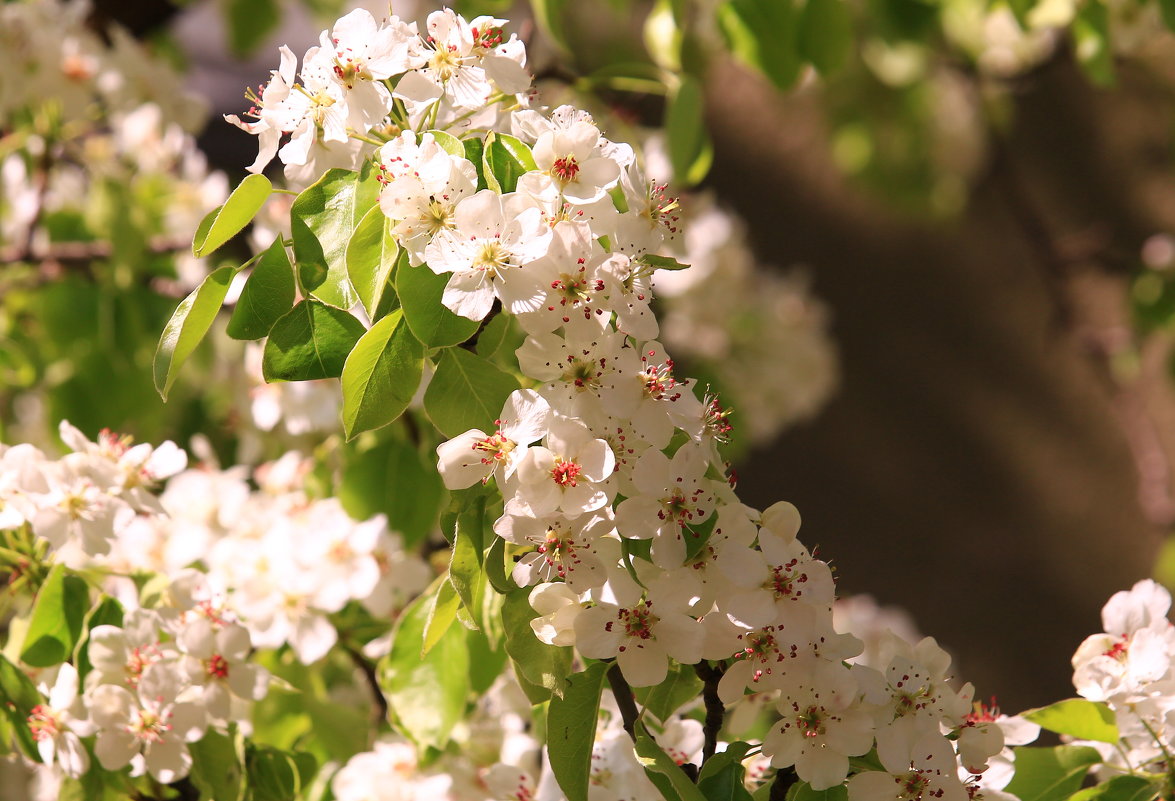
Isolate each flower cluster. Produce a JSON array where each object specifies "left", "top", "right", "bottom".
[
  {"left": 227, "top": 6, "right": 531, "bottom": 188},
  {"left": 1071, "top": 579, "right": 1175, "bottom": 779}
]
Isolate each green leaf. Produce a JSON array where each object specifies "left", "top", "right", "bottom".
[
  {"left": 262, "top": 299, "right": 366, "bottom": 382},
  {"left": 424, "top": 347, "right": 520, "bottom": 437},
  {"left": 697, "top": 742, "right": 755, "bottom": 801},
  {"left": 340, "top": 310, "right": 423, "bottom": 439},
  {"left": 717, "top": 0, "right": 801, "bottom": 92},
  {"left": 339, "top": 436, "right": 444, "bottom": 547},
  {"left": 642, "top": 254, "right": 691, "bottom": 271},
  {"left": 665, "top": 75, "right": 713, "bottom": 186},
  {"left": 1069, "top": 775, "right": 1160, "bottom": 801},
  {"left": 464, "top": 137, "right": 489, "bottom": 191},
  {"left": 423, "top": 578, "right": 462, "bottom": 657},
  {"left": 450, "top": 495, "right": 488, "bottom": 628},
  {"left": 224, "top": 0, "right": 280, "bottom": 56},
  {"left": 153, "top": 265, "right": 236, "bottom": 400},
  {"left": 483, "top": 132, "right": 535, "bottom": 193},
  {"left": 1003, "top": 745, "right": 1102, "bottom": 801},
  {"left": 485, "top": 535, "right": 517, "bottom": 593},
  {"left": 502, "top": 589, "right": 573, "bottom": 702},
  {"left": 634, "top": 722, "right": 708, "bottom": 801},
  {"left": 427, "top": 129, "right": 467, "bottom": 158},
  {"left": 0, "top": 653, "right": 43, "bottom": 761},
  {"left": 798, "top": 0, "right": 852, "bottom": 75},
  {"left": 788, "top": 783, "right": 848, "bottom": 801},
  {"left": 346, "top": 207, "right": 401, "bottom": 320},
  {"left": 531, "top": 0, "right": 569, "bottom": 49},
  {"left": 396, "top": 262, "right": 480, "bottom": 347},
  {"left": 247, "top": 746, "right": 302, "bottom": 801},
  {"left": 190, "top": 728, "right": 245, "bottom": 801},
  {"left": 291, "top": 167, "right": 379, "bottom": 309},
  {"left": 1160, "top": 0, "right": 1175, "bottom": 32},
  {"left": 547, "top": 662, "right": 608, "bottom": 801},
  {"left": 192, "top": 173, "right": 272, "bottom": 257},
  {"left": 636, "top": 662, "right": 703, "bottom": 722},
  {"left": 21, "top": 564, "right": 89, "bottom": 667},
  {"left": 1021, "top": 698, "right": 1119, "bottom": 744},
  {"left": 227, "top": 237, "right": 296, "bottom": 340},
  {"left": 379, "top": 586, "right": 470, "bottom": 749},
  {"left": 1073, "top": 0, "right": 1113, "bottom": 87}
]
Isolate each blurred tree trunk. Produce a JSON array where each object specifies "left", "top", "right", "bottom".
[{"left": 706, "top": 54, "right": 1169, "bottom": 710}]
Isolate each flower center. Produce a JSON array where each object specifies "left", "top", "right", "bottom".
[
  {"left": 473, "top": 428, "right": 516, "bottom": 466},
  {"left": 796, "top": 705, "right": 826, "bottom": 738},
  {"left": 429, "top": 46, "right": 462, "bottom": 82},
  {"left": 551, "top": 155, "right": 580, "bottom": 186},
  {"left": 551, "top": 458, "right": 582, "bottom": 487},
  {"left": 28, "top": 705, "right": 61, "bottom": 741},
  {"left": 617, "top": 602, "right": 658, "bottom": 640},
  {"left": 128, "top": 708, "right": 171, "bottom": 744},
  {"left": 208, "top": 654, "right": 230, "bottom": 680},
  {"left": 897, "top": 769, "right": 932, "bottom": 800},
  {"left": 473, "top": 241, "right": 509, "bottom": 274}
]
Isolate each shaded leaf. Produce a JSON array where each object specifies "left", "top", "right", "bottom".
[
  {"left": 424, "top": 347, "right": 520, "bottom": 437},
  {"left": 547, "top": 662, "right": 608, "bottom": 801},
  {"left": 396, "top": 262, "right": 479, "bottom": 348},
  {"left": 262, "top": 299, "right": 366, "bottom": 382},
  {"left": 227, "top": 237, "right": 295, "bottom": 340}
]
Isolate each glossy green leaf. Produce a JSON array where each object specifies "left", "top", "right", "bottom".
[
  {"left": 154, "top": 265, "right": 236, "bottom": 400},
  {"left": 450, "top": 495, "right": 488, "bottom": 628},
  {"left": 427, "top": 129, "right": 467, "bottom": 158},
  {"left": 1003, "top": 745, "right": 1102, "bottom": 801},
  {"left": 696, "top": 741, "right": 754, "bottom": 801},
  {"left": 379, "top": 587, "right": 470, "bottom": 749},
  {"left": 502, "top": 589, "right": 572, "bottom": 701},
  {"left": 798, "top": 0, "right": 852, "bottom": 75},
  {"left": 0, "top": 654, "right": 43, "bottom": 761},
  {"left": 1069, "top": 775, "right": 1159, "bottom": 801},
  {"left": 262, "top": 299, "right": 366, "bottom": 382},
  {"left": 425, "top": 347, "right": 519, "bottom": 437},
  {"left": 483, "top": 132, "right": 536, "bottom": 194},
  {"left": 192, "top": 173, "right": 271, "bottom": 257},
  {"left": 717, "top": 0, "right": 801, "bottom": 92},
  {"left": 423, "top": 578, "right": 462, "bottom": 657},
  {"left": 485, "top": 535, "right": 517, "bottom": 593},
  {"left": 634, "top": 722, "right": 708, "bottom": 801},
  {"left": 464, "top": 137, "right": 489, "bottom": 191},
  {"left": 1021, "top": 698, "right": 1119, "bottom": 744},
  {"left": 642, "top": 254, "right": 691, "bottom": 271},
  {"left": 21, "top": 564, "right": 89, "bottom": 667},
  {"left": 190, "top": 728, "right": 245, "bottom": 801},
  {"left": 547, "top": 662, "right": 608, "bottom": 801},
  {"left": 346, "top": 207, "right": 401, "bottom": 320},
  {"left": 396, "top": 262, "right": 480, "bottom": 347},
  {"left": 291, "top": 167, "right": 379, "bottom": 309},
  {"left": 666, "top": 75, "right": 713, "bottom": 186},
  {"left": 227, "top": 237, "right": 295, "bottom": 340},
  {"left": 340, "top": 310, "right": 423, "bottom": 439}
]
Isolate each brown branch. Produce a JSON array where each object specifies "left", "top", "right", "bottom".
[
  {"left": 606, "top": 662, "right": 640, "bottom": 741},
  {"left": 693, "top": 661, "right": 726, "bottom": 765},
  {"left": 0, "top": 235, "right": 190, "bottom": 268}
]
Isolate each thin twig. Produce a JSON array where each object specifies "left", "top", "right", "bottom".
[
  {"left": 694, "top": 661, "right": 726, "bottom": 765},
  {"left": 344, "top": 644, "right": 389, "bottom": 730},
  {"left": 606, "top": 662, "right": 640, "bottom": 741}
]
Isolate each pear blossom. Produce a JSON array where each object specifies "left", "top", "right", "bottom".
[{"left": 437, "top": 389, "right": 551, "bottom": 489}]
